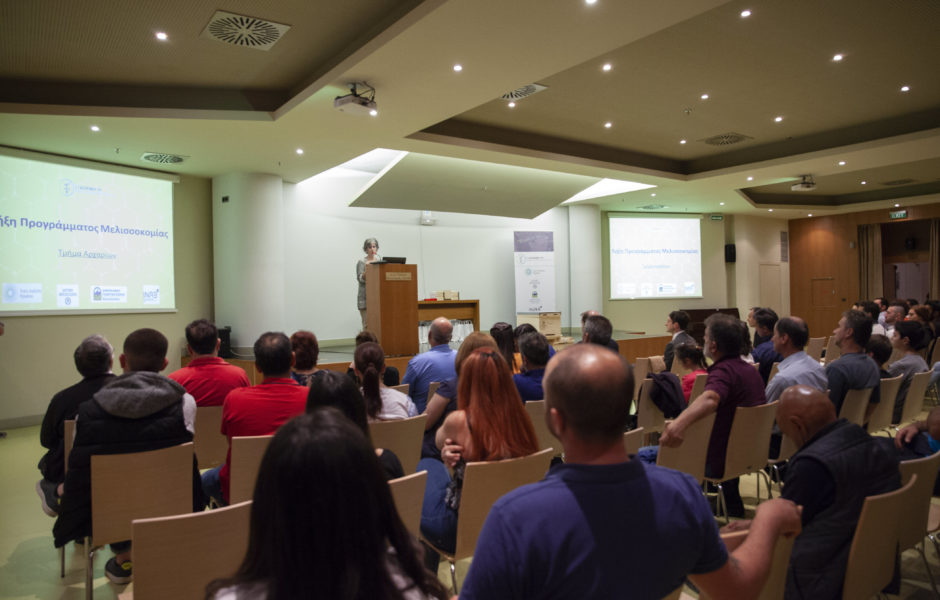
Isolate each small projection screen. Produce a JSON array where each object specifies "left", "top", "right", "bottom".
[
  {"left": 0, "top": 148, "right": 177, "bottom": 315},
  {"left": 609, "top": 214, "right": 703, "bottom": 300}
]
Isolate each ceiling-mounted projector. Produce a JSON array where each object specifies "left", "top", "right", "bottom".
[
  {"left": 334, "top": 81, "right": 377, "bottom": 116},
  {"left": 791, "top": 175, "right": 816, "bottom": 191}
]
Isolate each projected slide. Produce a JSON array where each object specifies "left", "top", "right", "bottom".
[
  {"left": 609, "top": 216, "right": 702, "bottom": 300},
  {"left": 0, "top": 152, "right": 175, "bottom": 314}
]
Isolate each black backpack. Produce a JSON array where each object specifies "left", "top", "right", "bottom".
[{"left": 646, "top": 371, "right": 686, "bottom": 419}]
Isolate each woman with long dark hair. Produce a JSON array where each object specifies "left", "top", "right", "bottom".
[
  {"left": 355, "top": 342, "right": 416, "bottom": 420},
  {"left": 206, "top": 409, "right": 448, "bottom": 600},
  {"left": 490, "top": 322, "right": 520, "bottom": 373},
  {"left": 675, "top": 343, "right": 707, "bottom": 401}
]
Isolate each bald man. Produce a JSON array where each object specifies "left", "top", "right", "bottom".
[
  {"left": 459, "top": 344, "right": 802, "bottom": 600},
  {"left": 773, "top": 385, "right": 899, "bottom": 599},
  {"left": 401, "top": 316, "right": 456, "bottom": 413}
]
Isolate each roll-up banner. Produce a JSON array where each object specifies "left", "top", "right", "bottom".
[{"left": 513, "top": 231, "right": 555, "bottom": 313}]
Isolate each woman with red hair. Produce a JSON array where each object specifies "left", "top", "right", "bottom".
[{"left": 418, "top": 347, "right": 539, "bottom": 570}]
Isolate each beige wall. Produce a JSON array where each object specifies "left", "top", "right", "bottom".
[
  {"left": 732, "top": 214, "right": 791, "bottom": 318},
  {"left": 0, "top": 175, "right": 213, "bottom": 427}
]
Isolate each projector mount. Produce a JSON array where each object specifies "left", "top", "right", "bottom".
[{"left": 334, "top": 82, "right": 378, "bottom": 115}]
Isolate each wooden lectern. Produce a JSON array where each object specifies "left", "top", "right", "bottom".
[{"left": 366, "top": 263, "right": 419, "bottom": 356}]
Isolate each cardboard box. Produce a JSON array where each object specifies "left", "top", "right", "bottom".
[
  {"left": 443, "top": 290, "right": 460, "bottom": 300},
  {"left": 539, "top": 312, "right": 562, "bottom": 336}
]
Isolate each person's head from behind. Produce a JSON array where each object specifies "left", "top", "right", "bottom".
[
  {"left": 580, "top": 310, "right": 600, "bottom": 331},
  {"left": 582, "top": 314, "right": 613, "bottom": 346},
  {"left": 675, "top": 342, "right": 706, "bottom": 371},
  {"left": 893, "top": 320, "right": 929, "bottom": 352},
  {"left": 428, "top": 316, "right": 453, "bottom": 347},
  {"left": 74, "top": 335, "right": 113, "bottom": 377},
  {"left": 490, "top": 321, "right": 516, "bottom": 367},
  {"left": 513, "top": 323, "right": 537, "bottom": 342},
  {"left": 353, "top": 342, "right": 385, "bottom": 419},
  {"left": 185, "top": 319, "right": 219, "bottom": 356},
  {"left": 289, "top": 330, "right": 319, "bottom": 371},
  {"left": 737, "top": 319, "right": 753, "bottom": 356},
  {"left": 208, "top": 408, "right": 445, "bottom": 600},
  {"left": 121, "top": 328, "right": 168, "bottom": 373},
  {"left": 777, "top": 385, "right": 837, "bottom": 448},
  {"left": 253, "top": 332, "right": 293, "bottom": 377},
  {"left": 306, "top": 371, "right": 370, "bottom": 437},
  {"left": 773, "top": 316, "right": 809, "bottom": 355},
  {"left": 519, "top": 332, "right": 550, "bottom": 370},
  {"left": 454, "top": 332, "right": 497, "bottom": 376},
  {"left": 865, "top": 334, "right": 893, "bottom": 368},
  {"left": 666, "top": 310, "right": 690, "bottom": 333},
  {"left": 544, "top": 344, "right": 634, "bottom": 448},
  {"left": 355, "top": 330, "right": 378, "bottom": 346},
  {"left": 703, "top": 313, "right": 742, "bottom": 360},
  {"left": 457, "top": 348, "right": 537, "bottom": 461},
  {"left": 753, "top": 308, "right": 779, "bottom": 336}
]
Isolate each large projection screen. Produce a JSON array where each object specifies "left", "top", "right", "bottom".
[
  {"left": 0, "top": 149, "right": 177, "bottom": 315},
  {"left": 609, "top": 214, "right": 703, "bottom": 300}
]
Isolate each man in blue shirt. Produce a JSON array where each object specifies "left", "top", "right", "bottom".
[
  {"left": 512, "top": 331, "right": 549, "bottom": 402},
  {"left": 460, "top": 344, "right": 802, "bottom": 600},
  {"left": 402, "top": 316, "right": 456, "bottom": 413},
  {"left": 765, "top": 316, "right": 827, "bottom": 403}
]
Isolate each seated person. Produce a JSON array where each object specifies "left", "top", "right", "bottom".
[
  {"left": 580, "top": 310, "right": 620, "bottom": 352},
  {"left": 513, "top": 331, "right": 550, "bottom": 402},
  {"left": 674, "top": 342, "right": 707, "bottom": 401},
  {"left": 764, "top": 316, "right": 826, "bottom": 404},
  {"left": 289, "top": 330, "right": 324, "bottom": 386},
  {"left": 894, "top": 406, "right": 940, "bottom": 494},
  {"left": 169, "top": 319, "right": 249, "bottom": 406},
  {"left": 205, "top": 409, "right": 447, "bottom": 600},
  {"left": 865, "top": 333, "right": 893, "bottom": 379},
  {"left": 751, "top": 308, "right": 783, "bottom": 384},
  {"left": 402, "top": 317, "right": 457, "bottom": 413},
  {"left": 346, "top": 330, "right": 399, "bottom": 386},
  {"left": 354, "top": 341, "right": 416, "bottom": 420},
  {"left": 887, "top": 321, "right": 930, "bottom": 423},
  {"left": 512, "top": 323, "right": 557, "bottom": 368},
  {"left": 37, "top": 335, "right": 115, "bottom": 517},
  {"left": 491, "top": 321, "right": 521, "bottom": 373},
  {"left": 826, "top": 310, "right": 880, "bottom": 415},
  {"left": 306, "top": 371, "right": 403, "bottom": 479}
]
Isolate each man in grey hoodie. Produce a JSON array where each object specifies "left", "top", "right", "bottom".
[{"left": 52, "top": 328, "right": 200, "bottom": 585}]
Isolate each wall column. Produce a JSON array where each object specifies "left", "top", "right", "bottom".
[{"left": 568, "top": 204, "right": 603, "bottom": 328}]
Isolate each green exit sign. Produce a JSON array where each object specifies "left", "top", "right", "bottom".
[
  {"left": 889, "top": 209, "right": 907, "bottom": 219},
  {"left": 710, "top": 215, "right": 724, "bottom": 221}
]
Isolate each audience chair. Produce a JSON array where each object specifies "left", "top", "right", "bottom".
[
  {"left": 683, "top": 529, "right": 795, "bottom": 600},
  {"left": 899, "top": 451, "right": 940, "bottom": 595},
  {"left": 635, "top": 380, "right": 666, "bottom": 443},
  {"left": 805, "top": 337, "right": 826, "bottom": 362},
  {"left": 648, "top": 355, "right": 666, "bottom": 374},
  {"left": 766, "top": 434, "right": 798, "bottom": 490},
  {"left": 524, "top": 400, "right": 561, "bottom": 457},
  {"left": 623, "top": 427, "right": 645, "bottom": 456},
  {"left": 886, "top": 347, "right": 905, "bottom": 369},
  {"left": 657, "top": 413, "right": 716, "bottom": 483},
  {"left": 898, "top": 371, "right": 933, "bottom": 427},
  {"left": 388, "top": 470, "right": 427, "bottom": 538},
  {"left": 767, "top": 362, "right": 780, "bottom": 383},
  {"left": 689, "top": 373, "right": 707, "bottom": 401},
  {"left": 228, "top": 435, "right": 273, "bottom": 504},
  {"left": 82, "top": 443, "right": 195, "bottom": 600},
  {"left": 705, "top": 402, "right": 778, "bottom": 521},
  {"left": 391, "top": 383, "right": 410, "bottom": 395},
  {"left": 823, "top": 336, "right": 841, "bottom": 364},
  {"left": 130, "top": 500, "right": 251, "bottom": 600},
  {"left": 59, "top": 419, "right": 78, "bottom": 576},
  {"left": 193, "top": 406, "right": 227, "bottom": 470},
  {"left": 368, "top": 414, "right": 427, "bottom": 475},
  {"left": 427, "top": 381, "right": 441, "bottom": 401},
  {"left": 866, "top": 375, "right": 903, "bottom": 434},
  {"left": 421, "top": 448, "right": 554, "bottom": 593},
  {"left": 842, "top": 475, "right": 917, "bottom": 600},
  {"left": 837, "top": 387, "right": 873, "bottom": 427},
  {"left": 670, "top": 357, "right": 692, "bottom": 378},
  {"left": 633, "top": 358, "right": 652, "bottom": 402}
]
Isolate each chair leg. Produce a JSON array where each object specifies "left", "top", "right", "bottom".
[
  {"left": 757, "top": 469, "right": 773, "bottom": 501},
  {"left": 717, "top": 482, "right": 727, "bottom": 523},
  {"left": 916, "top": 544, "right": 940, "bottom": 597},
  {"left": 449, "top": 560, "right": 458, "bottom": 594},
  {"left": 86, "top": 545, "right": 95, "bottom": 600}
]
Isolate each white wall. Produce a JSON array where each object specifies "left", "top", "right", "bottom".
[
  {"left": 732, "top": 215, "right": 791, "bottom": 318},
  {"left": 568, "top": 204, "right": 603, "bottom": 327}
]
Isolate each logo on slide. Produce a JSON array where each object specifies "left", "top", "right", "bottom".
[
  {"left": 93, "top": 287, "right": 102, "bottom": 301},
  {"left": 61, "top": 179, "right": 74, "bottom": 197},
  {"left": 142, "top": 285, "right": 160, "bottom": 305}
]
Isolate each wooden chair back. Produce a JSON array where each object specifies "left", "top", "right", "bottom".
[
  {"left": 64, "top": 419, "right": 76, "bottom": 474},
  {"left": 389, "top": 470, "right": 427, "bottom": 538},
  {"left": 633, "top": 358, "right": 651, "bottom": 401},
  {"left": 427, "top": 381, "right": 441, "bottom": 400},
  {"left": 636, "top": 379, "right": 666, "bottom": 435},
  {"left": 524, "top": 400, "right": 560, "bottom": 455},
  {"left": 391, "top": 383, "right": 410, "bottom": 395},
  {"left": 886, "top": 347, "right": 905, "bottom": 368},
  {"left": 838, "top": 387, "right": 872, "bottom": 427},
  {"left": 899, "top": 451, "right": 940, "bottom": 552},
  {"left": 900, "top": 371, "right": 933, "bottom": 425},
  {"left": 867, "top": 375, "right": 903, "bottom": 433},
  {"left": 700, "top": 530, "right": 795, "bottom": 600},
  {"left": 657, "top": 412, "right": 716, "bottom": 483},
  {"left": 806, "top": 337, "right": 826, "bottom": 361},
  {"left": 193, "top": 406, "right": 227, "bottom": 470},
  {"left": 368, "top": 414, "right": 428, "bottom": 475},
  {"left": 648, "top": 355, "right": 666, "bottom": 374},
  {"left": 842, "top": 475, "right": 917, "bottom": 600},
  {"left": 452, "top": 448, "right": 554, "bottom": 560},
  {"left": 689, "top": 373, "right": 707, "bottom": 401},
  {"left": 229, "top": 435, "right": 273, "bottom": 504},
  {"left": 930, "top": 337, "right": 940, "bottom": 366},
  {"left": 767, "top": 362, "right": 780, "bottom": 383},
  {"left": 623, "top": 427, "right": 645, "bottom": 455},
  {"left": 671, "top": 357, "right": 692, "bottom": 377},
  {"left": 721, "top": 402, "right": 778, "bottom": 480},
  {"left": 823, "top": 336, "right": 841, "bottom": 364},
  {"left": 132, "top": 500, "right": 251, "bottom": 600},
  {"left": 90, "top": 442, "right": 194, "bottom": 546}
]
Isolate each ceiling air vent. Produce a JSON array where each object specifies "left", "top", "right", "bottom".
[
  {"left": 201, "top": 11, "right": 291, "bottom": 51},
  {"left": 880, "top": 178, "right": 917, "bottom": 186},
  {"left": 141, "top": 152, "right": 185, "bottom": 164},
  {"left": 700, "top": 132, "right": 753, "bottom": 146},
  {"left": 500, "top": 83, "right": 548, "bottom": 100},
  {"left": 639, "top": 204, "right": 666, "bottom": 211}
]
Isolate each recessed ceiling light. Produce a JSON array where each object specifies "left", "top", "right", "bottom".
[
  {"left": 808, "top": 213, "right": 813, "bottom": 217},
  {"left": 746, "top": 176, "right": 753, "bottom": 181},
  {"left": 719, "top": 202, "right": 725, "bottom": 206},
  {"left": 602, "top": 63, "right": 612, "bottom": 71},
  {"left": 90, "top": 125, "right": 100, "bottom": 132},
  {"left": 740, "top": 9, "right": 751, "bottom": 17},
  {"left": 861, "top": 180, "right": 867, "bottom": 185},
  {"left": 768, "top": 208, "right": 774, "bottom": 212},
  {"left": 832, "top": 53, "right": 843, "bottom": 62},
  {"left": 295, "top": 148, "right": 304, "bottom": 155},
  {"left": 700, "top": 93, "right": 709, "bottom": 100},
  {"left": 838, "top": 161, "right": 846, "bottom": 166},
  {"left": 679, "top": 139, "right": 687, "bottom": 145},
  {"left": 155, "top": 32, "right": 168, "bottom": 41},
  {"left": 453, "top": 64, "right": 462, "bottom": 72},
  {"left": 651, "top": 193, "right": 656, "bottom": 197},
  {"left": 585, "top": 0, "right": 597, "bottom": 4},
  {"left": 774, "top": 116, "right": 784, "bottom": 122},
  {"left": 604, "top": 122, "right": 612, "bottom": 128},
  {"left": 507, "top": 101, "right": 516, "bottom": 108},
  {"left": 894, "top": 203, "right": 900, "bottom": 208},
  {"left": 900, "top": 85, "right": 910, "bottom": 92}
]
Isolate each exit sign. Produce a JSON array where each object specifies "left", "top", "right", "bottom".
[
  {"left": 889, "top": 209, "right": 907, "bottom": 219},
  {"left": 710, "top": 215, "right": 724, "bottom": 221}
]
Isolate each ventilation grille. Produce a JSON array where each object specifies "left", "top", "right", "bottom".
[
  {"left": 880, "top": 178, "right": 917, "bottom": 186},
  {"left": 700, "top": 132, "right": 753, "bottom": 146},
  {"left": 141, "top": 152, "right": 185, "bottom": 164},
  {"left": 201, "top": 11, "right": 291, "bottom": 51},
  {"left": 500, "top": 83, "right": 548, "bottom": 100},
  {"left": 639, "top": 204, "right": 666, "bottom": 210}
]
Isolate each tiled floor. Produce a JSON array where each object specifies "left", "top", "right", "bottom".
[{"left": 2, "top": 423, "right": 939, "bottom": 599}]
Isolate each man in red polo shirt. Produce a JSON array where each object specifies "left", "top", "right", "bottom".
[
  {"left": 201, "top": 331, "right": 308, "bottom": 506},
  {"left": 169, "top": 319, "right": 249, "bottom": 406}
]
